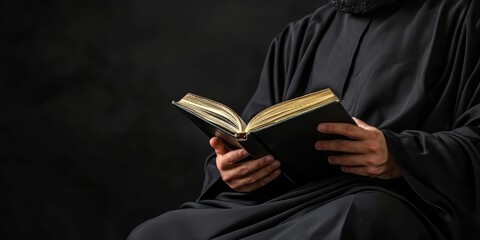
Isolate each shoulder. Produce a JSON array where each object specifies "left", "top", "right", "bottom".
[
  {"left": 287, "top": 4, "right": 337, "bottom": 32},
  {"left": 465, "top": 0, "right": 480, "bottom": 25},
  {"left": 434, "top": 0, "right": 478, "bottom": 14},
  {"left": 398, "top": 0, "right": 478, "bottom": 30},
  {"left": 438, "top": 0, "right": 479, "bottom": 32},
  {"left": 273, "top": 4, "right": 337, "bottom": 43}
]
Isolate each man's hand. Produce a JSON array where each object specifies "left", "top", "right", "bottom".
[
  {"left": 314, "top": 118, "right": 402, "bottom": 179},
  {"left": 210, "top": 137, "right": 282, "bottom": 192}
]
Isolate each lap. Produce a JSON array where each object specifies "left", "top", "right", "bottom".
[{"left": 128, "top": 190, "right": 443, "bottom": 240}]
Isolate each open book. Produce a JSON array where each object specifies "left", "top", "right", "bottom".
[{"left": 172, "top": 88, "right": 355, "bottom": 185}]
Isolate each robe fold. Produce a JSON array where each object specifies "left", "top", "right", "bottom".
[{"left": 129, "top": 0, "right": 480, "bottom": 239}]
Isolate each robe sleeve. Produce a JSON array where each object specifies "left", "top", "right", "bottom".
[{"left": 383, "top": 1, "right": 480, "bottom": 236}]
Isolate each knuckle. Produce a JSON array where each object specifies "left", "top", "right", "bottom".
[
  {"left": 366, "top": 166, "right": 382, "bottom": 176},
  {"left": 367, "top": 143, "right": 380, "bottom": 153},
  {"left": 239, "top": 166, "right": 248, "bottom": 176},
  {"left": 217, "top": 156, "right": 233, "bottom": 169},
  {"left": 220, "top": 175, "right": 228, "bottom": 182},
  {"left": 261, "top": 155, "right": 274, "bottom": 166},
  {"left": 236, "top": 149, "right": 247, "bottom": 159},
  {"left": 243, "top": 177, "right": 255, "bottom": 185},
  {"left": 343, "top": 126, "right": 351, "bottom": 136},
  {"left": 345, "top": 124, "right": 356, "bottom": 136},
  {"left": 367, "top": 131, "right": 376, "bottom": 139},
  {"left": 221, "top": 173, "right": 232, "bottom": 182}
]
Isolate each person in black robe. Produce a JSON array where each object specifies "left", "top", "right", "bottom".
[{"left": 128, "top": 0, "right": 480, "bottom": 239}]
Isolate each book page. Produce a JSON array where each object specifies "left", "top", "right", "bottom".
[
  {"left": 177, "top": 93, "right": 247, "bottom": 133},
  {"left": 245, "top": 88, "right": 338, "bottom": 132}
]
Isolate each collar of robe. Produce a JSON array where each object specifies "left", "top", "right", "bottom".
[{"left": 328, "top": 0, "right": 400, "bottom": 15}]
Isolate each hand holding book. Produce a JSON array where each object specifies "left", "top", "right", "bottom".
[
  {"left": 209, "top": 137, "right": 283, "bottom": 192},
  {"left": 315, "top": 118, "right": 402, "bottom": 180}
]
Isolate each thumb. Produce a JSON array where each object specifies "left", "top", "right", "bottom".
[{"left": 209, "top": 137, "right": 230, "bottom": 155}]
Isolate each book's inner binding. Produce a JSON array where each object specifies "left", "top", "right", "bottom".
[
  {"left": 177, "top": 93, "right": 246, "bottom": 134},
  {"left": 245, "top": 88, "right": 338, "bottom": 132}
]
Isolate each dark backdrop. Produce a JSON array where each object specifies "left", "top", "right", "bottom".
[{"left": 1, "top": 0, "right": 327, "bottom": 239}]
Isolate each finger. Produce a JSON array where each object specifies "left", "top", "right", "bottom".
[
  {"left": 317, "top": 122, "right": 368, "bottom": 140},
  {"left": 209, "top": 137, "right": 230, "bottom": 155},
  {"left": 222, "top": 155, "right": 277, "bottom": 180},
  {"left": 235, "top": 168, "right": 282, "bottom": 192},
  {"left": 222, "top": 156, "right": 281, "bottom": 192},
  {"left": 327, "top": 154, "right": 365, "bottom": 167},
  {"left": 217, "top": 149, "right": 250, "bottom": 170},
  {"left": 328, "top": 152, "right": 389, "bottom": 169},
  {"left": 240, "top": 159, "right": 281, "bottom": 186},
  {"left": 340, "top": 165, "right": 386, "bottom": 177},
  {"left": 314, "top": 139, "right": 366, "bottom": 153}
]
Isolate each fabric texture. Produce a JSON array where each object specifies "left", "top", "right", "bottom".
[
  {"left": 129, "top": 0, "right": 480, "bottom": 239},
  {"left": 328, "top": 0, "right": 399, "bottom": 15}
]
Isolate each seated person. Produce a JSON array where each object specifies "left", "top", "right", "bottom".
[{"left": 129, "top": 0, "right": 480, "bottom": 239}]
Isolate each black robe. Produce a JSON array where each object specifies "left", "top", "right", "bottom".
[{"left": 129, "top": 0, "right": 480, "bottom": 239}]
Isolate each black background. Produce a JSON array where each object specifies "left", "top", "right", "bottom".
[{"left": 1, "top": 0, "right": 327, "bottom": 239}]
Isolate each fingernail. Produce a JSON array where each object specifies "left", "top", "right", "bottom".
[
  {"left": 242, "top": 150, "right": 249, "bottom": 156},
  {"left": 317, "top": 124, "right": 327, "bottom": 132},
  {"left": 314, "top": 142, "right": 322, "bottom": 150},
  {"left": 265, "top": 155, "right": 274, "bottom": 163},
  {"left": 272, "top": 160, "right": 281, "bottom": 168}
]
